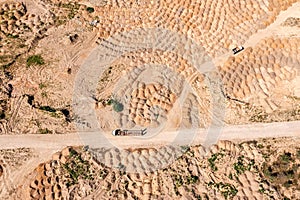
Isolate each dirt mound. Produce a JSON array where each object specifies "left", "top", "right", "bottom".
[
  {"left": 17, "top": 147, "right": 103, "bottom": 199},
  {"left": 15, "top": 138, "right": 300, "bottom": 199},
  {"left": 129, "top": 83, "right": 177, "bottom": 127},
  {"left": 1, "top": 0, "right": 299, "bottom": 134},
  {"left": 91, "top": 0, "right": 297, "bottom": 57},
  {"left": 0, "top": 0, "right": 299, "bottom": 198},
  {"left": 94, "top": 46, "right": 212, "bottom": 131},
  {"left": 219, "top": 37, "right": 300, "bottom": 124}
]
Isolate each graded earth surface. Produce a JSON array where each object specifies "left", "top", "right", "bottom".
[{"left": 0, "top": 0, "right": 300, "bottom": 199}]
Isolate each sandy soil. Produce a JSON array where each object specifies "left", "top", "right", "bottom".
[
  {"left": 0, "top": 0, "right": 300, "bottom": 199},
  {"left": 10, "top": 138, "right": 300, "bottom": 200}
]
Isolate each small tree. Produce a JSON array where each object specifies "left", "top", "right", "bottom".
[
  {"left": 86, "top": 7, "right": 94, "bottom": 13},
  {"left": 112, "top": 100, "right": 124, "bottom": 112},
  {"left": 106, "top": 98, "right": 124, "bottom": 112}
]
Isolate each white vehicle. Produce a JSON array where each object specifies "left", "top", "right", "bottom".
[{"left": 112, "top": 128, "right": 147, "bottom": 136}]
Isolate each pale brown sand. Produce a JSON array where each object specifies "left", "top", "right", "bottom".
[{"left": 17, "top": 137, "right": 300, "bottom": 199}]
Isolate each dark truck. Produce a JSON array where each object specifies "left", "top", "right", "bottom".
[
  {"left": 112, "top": 128, "right": 147, "bottom": 136},
  {"left": 232, "top": 46, "right": 244, "bottom": 54}
]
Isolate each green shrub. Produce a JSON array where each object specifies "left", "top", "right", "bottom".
[
  {"left": 220, "top": 183, "right": 238, "bottom": 199},
  {"left": 233, "top": 156, "right": 246, "bottom": 174},
  {"left": 7, "top": 33, "right": 18, "bottom": 38},
  {"left": 107, "top": 98, "right": 123, "bottom": 112},
  {"left": 63, "top": 149, "right": 93, "bottom": 187},
  {"left": 280, "top": 152, "right": 293, "bottom": 163},
  {"left": 233, "top": 156, "right": 255, "bottom": 175},
  {"left": 39, "top": 83, "right": 46, "bottom": 89},
  {"left": 41, "top": 91, "right": 47, "bottom": 98},
  {"left": 186, "top": 175, "right": 199, "bottom": 184},
  {"left": 107, "top": 99, "right": 113, "bottom": 105},
  {"left": 68, "top": 12, "right": 75, "bottom": 19},
  {"left": 208, "top": 182, "right": 238, "bottom": 199},
  {"left": 113, "top": 102, "right": 124, "bottom": 112},
  {"left": 86, "top": 7, "right": 95, "bottom": 13},
  {"left": 38, "top": 128, "right": 52, "bottom": 134},
  {"left": 257, "top": 144, "right": 264, "bottom": 149},
  {"left": 26, "top": 55, "right": 44, "bottom": 67},
  {"left": 283, "top": 180, "right": 293, "bottom": 188},
  {"left": 39, "top": 106, "right": 56, "bottom": 113},
  {"left": 208, "top": 152, "right": 224, "bottom": 171}
]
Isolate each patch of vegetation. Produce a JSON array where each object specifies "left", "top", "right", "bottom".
[
  {"left": 107, "top": 98, "right": 124, "bottom": 112},
  {"left": 233, "top": 156, "right": 254, "bottom": 175},
  {"left": 26, "top": 55, "right": 44, "bottom": 67},
  {"left": 58, "top": 2, "right": 80, "bottom": 10},
  {"left": 171, "top": 172, "right": 199, "bottom": 196},
  {"left": 257, "top": 143, "right": 264, "bottom": 149},
  {"left": 208, "top": 181, "right": 238, "bottom": 199},
  {"left": 263, "top": 165, "right": 275, "bottom": 182},
  {"left": 6, "top": 34, "right": 19, "bottom": 39},
  {"left": 86, "top": 7, "right": 95, "bottom": 13},
  {"left": 180, "top": 145, "right": 190, "bottom": 153},
  {"left": 63, "top": 148, "right": 94, "bottom": 187},
  {"left": 249, "top": 104, "right": 300, "bottom": 123},
  {"left": 228, "top": 173, "right": 233, "bottom": 180},
  {"left": 38, "top": 128, "right": 52, "bottom": 134},
  {"left": 283, "top": 180, "right": 293, "bottom": 188},
  {"left": 39, "top": 83, "right": 46, "bottom": 89},
  {"left": 50, "top": 112, "right": 61, "bottom": 118},
  {"left": 173, "top": 174, "right": 184, "bottom": 187},
  {"left": 38, "top": 104, "right": 62, "bottom": 118},
  {"left": 99, "top": 169, "right": 108, "bottom": 179},
  {"left": 282, "top": 17, "right": 300, "bottom": 27},
  {"left": 58, "top": 2, "right": 80, "bottom": 19},
  {"left": 258, "top": 184, "right": 265, "bottom": 193},
  {"left": 186, "top": 175, "right": 199, "bottom": 184},
  {"left": 208, "top": 152, "right": 224, "bottom": 171},
  {"left": 262, "top": 151, "right": 299, "bottom": 190},
  {"left": 53, "top": 2, "right": 81, "bottom": 26},
  {"left": 249, "top": 108, "right": 268, "bottom": 122},
  {"left": 39, "top": 106, "right": 56, "bottom": 113},
  {"left": 53, "top": 18, "right": 67, "bottom": 26},
  {"left": 41, "top": 91, "right": 47, "bottom": 98},
  {"left": 113, "top": 101, "right": 124, "bottom": 112},
  {"left": 279, "top": 152, "right": 293, "bottom": 163}
]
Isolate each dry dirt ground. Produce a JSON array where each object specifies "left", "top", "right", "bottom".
[
  {"left": 0, "top": 0, "right": 300, "bottom": 199},
  {"left": 4, "top": 138, "right": 300, "bottom": 200}
]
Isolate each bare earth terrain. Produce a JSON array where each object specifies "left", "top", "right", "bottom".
[{"left": 0, "top": 0, "right": 300, "bottom": 199}]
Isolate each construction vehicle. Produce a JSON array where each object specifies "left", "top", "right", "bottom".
[
  {"left": 232, "top": 46, "right": 244, "bottom": 54},
  {"left": 112, "top": 128, "right": 147, "bottom": 136}
]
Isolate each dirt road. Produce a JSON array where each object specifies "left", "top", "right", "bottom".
[{"left": 0, "top": 120, "right": 299, "bottom": 150}]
